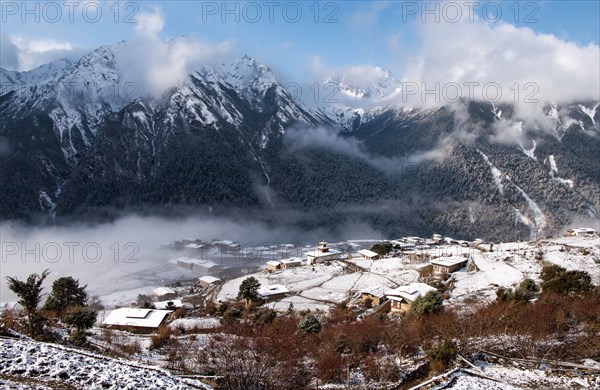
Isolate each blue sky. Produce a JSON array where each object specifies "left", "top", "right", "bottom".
[{"left": 1, "top": 1, "right": 599, "bottom": 102}]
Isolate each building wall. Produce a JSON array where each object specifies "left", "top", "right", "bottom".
[
  {"left": 199, "top": 280, "right": 217, "bottom": 288},
  {"left": 281, "top": 262, "right": 301, "bottom": 269},
  {"left": 261, "top": 292, "right": 286, "bottom": 302},
  {"left": 390, "top": 300, "right": 412, "bottom": 313},
  {"left": 361, "top": 293, "right": 384, "bottom": 306},
  {"left": 307, "top": 253, "right": 339, "bottom": 265},
  {"left": 433, "top": 261, "right": 466, "bottom": 274}
]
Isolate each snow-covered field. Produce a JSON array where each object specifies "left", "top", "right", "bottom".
[
  {"left": 0, "top": 337, "right": 211, "bottom": 389},
  {"left": 169, "top": 317, "right": 220, "bottom": 331},
  {"left": 217, "top": 263, "right": 346, "bottom": 301},
  {"left": 436, "top": 361, "right": 600, "bottom": 389}
]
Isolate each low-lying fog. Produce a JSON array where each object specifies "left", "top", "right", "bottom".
[{"left": 0, "top": 213, "right": 383, "bottom": 302}]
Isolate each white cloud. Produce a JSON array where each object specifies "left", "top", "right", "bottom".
[
  {"left": 113, "top": 7, "right": 234, "bottom": 95},
  {"left": 140, "top": 37, "right": 234, "bottom": 93},
  {"left": 135, "top": 8, "right": 165, "bottom": 37},
  {"left": 285, "top": 126, "right": 448, "bottom": 172},
  {"left": 5, "top": 35, "right": 86, "bottom": 71},
  {"left": 310, "top": 55, "right": 388, "bottom": 84},
  {"left": 400, "top": 13, "right": 600, "bottom": 106}
]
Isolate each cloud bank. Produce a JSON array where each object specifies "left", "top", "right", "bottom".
[
  {"left": 285, "top": 126, "right": 449, "bottom": 172},
  {"left": 401, "top": 12, "right": 600, "bottom": 106}
]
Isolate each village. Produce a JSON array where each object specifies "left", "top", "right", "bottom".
[
  {"left": 2, "top": 227, "right": 599, "bottom": 389},
  {"left": 97, "top": 227, "right": 600, "bottom": 334}
]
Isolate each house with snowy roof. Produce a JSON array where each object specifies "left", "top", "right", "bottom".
[
  {"left": 307, "top": 242, "right": 341, "bottom": 265},
  {"left": 102, "top": 308, "right": 173, "bottom": 333},
  {"left": 359, "top": 285, "right": 387, "bottom": 305},
  {"left": 153, "top": 287, "right": 177, "bottom": 299},
  {"left": 170, "top": 257, "right": 220, "bottom": 275},
  {"left": 185, "top": 242, "right": 207, "bottom": 256},
  {"left": 198, "top": 275, "right": 221, "bottom": 288},
  {"left": 567, "top": 228, "right": 596, "bottom": 236},
  {"left": 280, "top": 258, "right": 303, "bottom": 269},
  {"left": 429, "top": 256, "right": 469, "bottom": 274},
  {"left": 258, "top": 285, "right": 289, "bottom": 302},
  {"left": 358, "top": 249, "right": 380, "bottom": 260},
  {"left": 385, "top": 283, "right": 436, "bottom": 313}
]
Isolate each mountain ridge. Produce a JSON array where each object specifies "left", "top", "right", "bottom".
[{"left": 1, "top": 40, "right": 599, "bottom": 240}]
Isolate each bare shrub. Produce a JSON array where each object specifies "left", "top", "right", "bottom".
[
  {"left": 150, "top": 325, "right": 173, "bottom": 350},
  {"left": 121, "top": 340, "right": 141, "bottom": 355},
  {"left": 316, "top": 351, "right": 345, "bottom": 383}
]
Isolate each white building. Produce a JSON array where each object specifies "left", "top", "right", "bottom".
[
  {"left": 280, "top": 258, "right": 303, "bottom": 269},
  {"left": 198, "top": 275, "right": 221, "bottom": 288},
  {"left": 567, "top": 228, "right": 596, "bottom": 236},
  {"left": 153, "top": 287, "right": 176, "bottom": 299},
  {"left": 102, "top": 308, "right": 173, "bottom": 333},
  {"left": 358, "top": 249, "right": 380, "bottom": 260},
  {"left": 258, "top": 285, "right": 289, "bottom": 301},
  {"left": 307, "top": 242, "right": 341, "bottom": 265},
  {"left": 170, "top": 257, "right": 220, "bottom": 275}
]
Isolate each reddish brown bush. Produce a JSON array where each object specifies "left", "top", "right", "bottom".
[{"left": 316, "top": 351, "right": 345, "bottom": 382}]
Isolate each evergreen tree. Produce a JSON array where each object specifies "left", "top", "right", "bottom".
[
  {"left": 44, "top": 276, "right": 88, "bottom": 315},
  {"left": 6, "top": 270, "right": 50, "bottom": 338},
  {"left": 298, "top": 313, "right": 322, "bottom": 334},
  {"left": 64, "top": 306, "right": 97, "bottom": 345},
  {"left": 237, "top": 277, "right": 261, "bottom": 307},
  {"left": 541, "top": 265, "right": 593, "bottom": 296},
  {"left": 411, "top": 291, "right": 444, "bottom": 315}
]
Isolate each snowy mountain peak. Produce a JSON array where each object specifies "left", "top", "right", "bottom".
[
  {"left": 0, "top": 58, "right": 73, "bottom": 92},
  {"left": 327, "top": 68, "right": 402, "bottom": 100},
  {"left": 223, "top": 55, "right": 277, "bottom": 96}
]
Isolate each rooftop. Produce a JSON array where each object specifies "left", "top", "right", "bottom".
[
  {"left": 429, "top": 256, "right": 468, "bottom": 267},
  {"left": 103, "top": 308, "right": 173, "bottom": 328},
  {"left": 198, "top": 275, "right": 221, "bottom": 284},
  {"left": 358, "top": 249, "right": 379, "bottom": 258},
  {"left": 360, "top": 285, "right": 386, "bottom": 298},
  {"left": 185, "top": 243, "right": 205, "bottom": 249},
  {"left": 172, "top": 257, "right": 219, "bottom": 268},
  {"left": 280, "top": 258, "right": 303, "bottom": 264},
  {"left": 258, "top": 284, "right": 289, "bottom": 297},
  {"left": 386, "top": 283, "right": 436, "bottom": 302},
  {"left": 153, "top": 287, "right": 175, "bottom": 296},
  {"left": 570, "top": 228, "right": 595, "bottom": 233}
]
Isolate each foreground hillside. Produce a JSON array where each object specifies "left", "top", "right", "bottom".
[
  {"left": 0, "top": 336, "right": 210, "bottom": 390},
  {"left": 1, "top": 233, "right": 599, "bottom": 389}
]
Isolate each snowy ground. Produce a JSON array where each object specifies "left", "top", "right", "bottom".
[
  {"left": 169, "top": 317, "right": 220, "bottom": 331},
  {"left": 434, "top": 361, "right": 600, "bottom": 389},
  {"left": 0, "top": 337, "right": 211, "bottom": 389},
  {"left": 217, "top": 263, "right": 345, "bottom": 302},
  {"left": 215, "top": 236, "right": 599, "bottom": 312},
  {"left": 449, "top": 252, "right": 525, "bottom": 306}
]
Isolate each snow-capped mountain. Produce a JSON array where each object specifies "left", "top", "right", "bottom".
[
  {"left": 0, "top": 58, "right": 73, "bottom": 92},
  {"left": 311, "top": 68, "right": 403, "bottom": 131},
  {"left": 331, "top": 68, "right": 402, "bottom": 100},
  {"left": 1, "top": 40, "right": 599, "bottom": 240}
]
